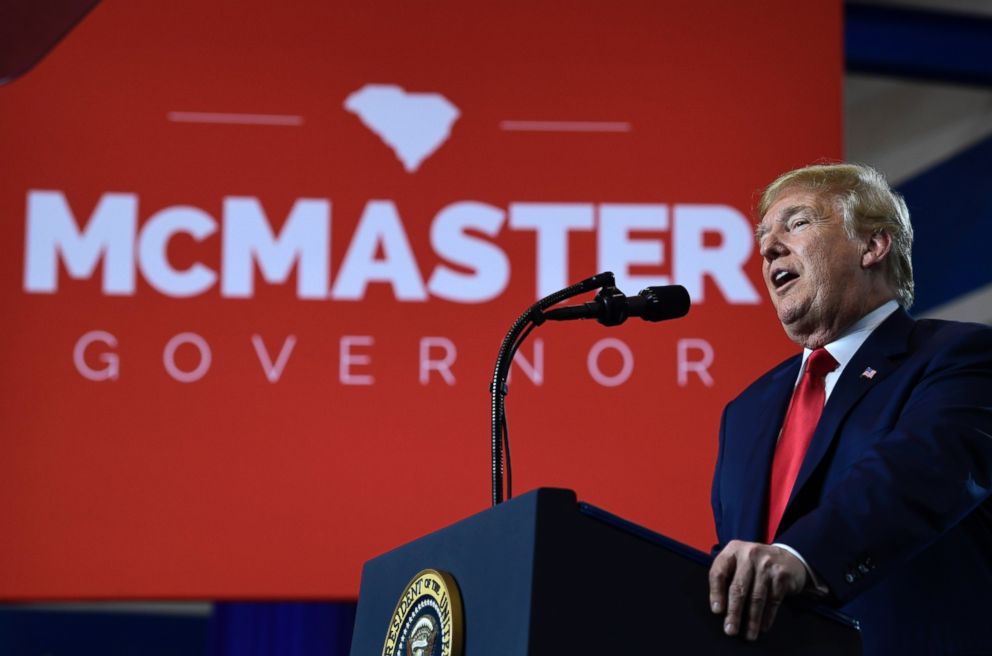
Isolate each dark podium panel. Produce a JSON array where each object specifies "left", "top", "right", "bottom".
[{"left": 350, "top": 488, "right": 860, "bottom": 655}]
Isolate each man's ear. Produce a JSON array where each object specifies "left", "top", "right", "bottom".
[{"left": 862, "top": 229, "right": 892, "bottom": 269}]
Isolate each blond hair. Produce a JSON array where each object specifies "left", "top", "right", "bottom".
[{"left": 758, "top": 162, "right": 914, "bottom": 307}]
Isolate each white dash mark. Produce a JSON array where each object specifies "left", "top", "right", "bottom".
[
  {"left": 499, "top": 120, "right": 631, "bottom": 133},
  {"left": 167, "top": 112, "right": 304, "bottom": 126}
]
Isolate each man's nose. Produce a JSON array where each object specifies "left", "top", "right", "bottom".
[{"left": 760, "top": 233, "right": 787, "bottom": 261}]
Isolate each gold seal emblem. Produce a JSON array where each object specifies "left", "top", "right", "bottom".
[{"left": 381, "top": 569, "right": 463, "bottom": 656}]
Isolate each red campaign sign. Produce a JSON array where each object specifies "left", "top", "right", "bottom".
[{"left": 0, "top": 1, "right": 841, "bottom": 598}]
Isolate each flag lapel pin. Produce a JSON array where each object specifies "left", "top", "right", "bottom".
[{"left": 861, "top": 367, "right": 877, "bottom": 380}]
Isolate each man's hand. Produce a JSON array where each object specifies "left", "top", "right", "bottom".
[{"left": 708, "top": 540, "right": 807, "bottom": 641}]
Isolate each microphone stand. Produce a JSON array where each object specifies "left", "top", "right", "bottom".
[{"left": 489, "top": 271, "right": 615, "bottom": 507}]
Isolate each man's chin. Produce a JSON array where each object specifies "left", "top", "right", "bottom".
[
  {"left": 776, "top": 307, "right": 804, "bottom": 329},
  {"left": 777, "top": 308, "right": 813, "bottom": 343}
]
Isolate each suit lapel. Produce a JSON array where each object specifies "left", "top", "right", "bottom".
[
  {"left": 782, "top": 309, "right": 915, "bottom": 519},
  {"left": 738, "top": 357, "right": 800, "bottom": 541}
]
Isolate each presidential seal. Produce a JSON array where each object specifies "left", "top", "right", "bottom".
[{"left": 381, "top": 569, "right": 463, "bottom": 656}]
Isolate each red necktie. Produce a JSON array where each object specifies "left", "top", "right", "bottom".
[{"left": 766, "top": 347, "right": 838, "bottom": 542}]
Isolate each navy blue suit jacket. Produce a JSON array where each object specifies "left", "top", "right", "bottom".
[{"left": 712, "top": 308, "right": 992, "bottom": 655}]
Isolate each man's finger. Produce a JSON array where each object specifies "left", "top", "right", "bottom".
[
  {"left": 724, "top": 557, "right": 753, "bottom": 636},
  {"left": 762, "top": 598, "right": 782, "bottom": 633},
  {"left": 746, "top": 572, "right": 769, "bottom": 641},
  {"left": 761, "top": 558, "right": 791, "bottom": 633},
  {"left": 708, "top": 550, "right": 735, "bottom": 614}
]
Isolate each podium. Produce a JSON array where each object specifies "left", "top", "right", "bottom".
[{"left": 350, "top": 488, "right": 861, "bottom": 655}]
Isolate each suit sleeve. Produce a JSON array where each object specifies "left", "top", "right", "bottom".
[{"left": 777, "top": 326, "right": 992, "bottom": 603}]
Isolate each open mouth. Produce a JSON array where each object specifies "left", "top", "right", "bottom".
[{"left": 771, "top": 268, "right": 799, "bottom": 290}]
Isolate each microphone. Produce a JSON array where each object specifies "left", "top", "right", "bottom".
[{"left": 543, "top": 284, "right": 690, "bottom": 326}]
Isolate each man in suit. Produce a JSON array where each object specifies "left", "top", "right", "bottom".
[{"left": 708, "top": 162, "right": 992, "bottom": 654}]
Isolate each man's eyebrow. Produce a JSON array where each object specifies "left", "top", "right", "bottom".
[{"left": 754, "top": 205, "right": 818, "bottom": 240}]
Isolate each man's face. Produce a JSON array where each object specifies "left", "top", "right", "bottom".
[{"left": 757, "top": 189, "right": 867, "bottom": 346}]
